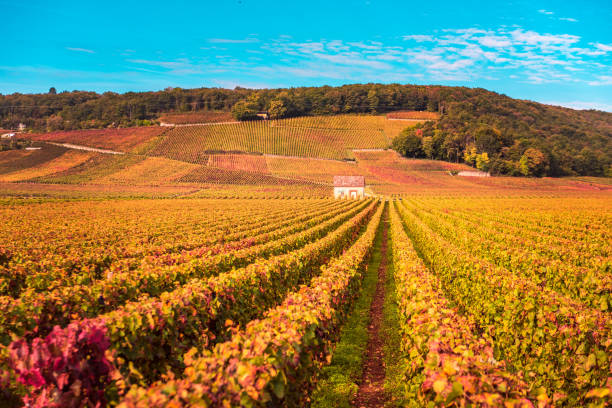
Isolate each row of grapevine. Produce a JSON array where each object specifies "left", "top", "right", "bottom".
[
  {"left": 117, "top": 200, "right": 385, "bottom": 407},
  {"left": 1, "top": 200, "right": 378, "bottom": 406},
  {"left": 0, "top": 200, "right": 369, "bottom": 342},
  {"left": 395, "top": 200, "right": 610, "bottom": 406},
  {"left": 402, "top": 200, "right": 610, "bottom": 310},
  {"left": 150, "top": 117, "right": 388, "bottom": 162},
  {"left": 0, "top": 198, "right": 338, "bottom": 270},
  {"left": 1, "top": 200, "right": 347, "bottom": 296},
  {"left": 388, "top": 202, "right": 533, "bottom": 406}
]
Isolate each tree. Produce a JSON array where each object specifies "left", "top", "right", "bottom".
[
  {"left": 475, "top": 125, "right": 502, "bottom": 155},
  {"left": 49, "top": 87, "right": 57, "bottom": 95},
  {"left": 475, "top": 152, "right": 490, "bottom": 171},
  {"left": 392, "top": 128, "right": 423, "bottom": 158},
  {"left": 231, "top": 100, "right": 258, "bottom": 121},
  {"left": 422, "top": 136, "right": 434, "bottom": 159},
  {"left": 519, "top": 148, "right": 549, "bottom": 176},
  {"left": 464, "top": 145, "right": 489, "bottom": 171},
  {"left": 367, "top": 89, "right": 380, "bottom": 113},
  {"left": 268, "top": 98, "right": 288, "bottom": 119}
]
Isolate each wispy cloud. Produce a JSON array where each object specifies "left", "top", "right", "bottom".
[
  {"left": 588, "top": 75, "right": 612, "bottom": 86},
  {"left": 544, "top": 101, "right": 612, "bottom": 112},
  {"left": 400, "top": 27, "right": 610, "bottom": 84},
  {"left": 115, "top": 26, "right": 611, "bottom": 91},
  {"left": 594, "top": 43, "right": 612, "bottom": 52},
  {"left": 402, "top": 35, "right": 433, "bottom": 42},
  {"left": 208, "top": 38, "right": 259, "bottom": 44},
  {"left": 66, "top": 47, "right": 95, "bottom": 54},
  {"left": 537, "top": 8, "right": 579, "bottom": 23},
  {"left": 126, "top": 58, "right": 206, "bottom": 75}
]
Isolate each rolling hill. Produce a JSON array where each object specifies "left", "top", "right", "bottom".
[
  {"left": 2, "top": 84, "right": 610, "bottom": 177},
  {"left": 0, "top": 112, "right": 608, "bottom": 198}
]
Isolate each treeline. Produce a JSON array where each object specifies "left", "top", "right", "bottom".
[
  {"left": 0, "top": 87, "right": 250, "bottom": 131},
  {"left": 392, "top": 97, "right": 612, "bottom": 177},
  {"left": 1, "top": 84, "right": 610, "bottom": 176}
]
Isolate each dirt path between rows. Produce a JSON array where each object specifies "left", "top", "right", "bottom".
[{"left": 353, "top": 216, "right": 388, "bottom": 408}]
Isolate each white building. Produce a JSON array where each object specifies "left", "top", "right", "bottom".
[
  {"left": 333, "top": 175, "right": 365, "bottom": 199},
  {"left": 1, "top": 133, "right": 15, "bottom": 139},
  {"left": 455, "top": 170, "right": 490, "bottom": 177}
]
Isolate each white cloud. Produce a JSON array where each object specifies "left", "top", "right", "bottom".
[
  {"left": 477, "top": 35, "right": 512, "bottom": 48},
  {"left": 403, "top": 35, "right": 433, "bottom": 42},
  {"left": 150, "top": 28, "right": 611, "bottom": 91},
  {"left": 544, "top": 101, "right": 612, "bottom": 112},
  {"left": 538, "top": 9, "right": 554, "bottom": 15},
  {"left": 559, "top": 17, "right": 578, "bottom": 22},
  {"left": 128, "top": 59, "right": 190, "bottom": 69},
  {"left": 509, "top": 29, "right": 579, "bottom": 47},
  {"left": 347, "top": 41, "right": 383, "bottom": 50},
  {"left": 588, "top": 75, "right": 612, "bottom": 86},
  {"left": 66, "top": 47, "right": 95, "bottom": 54},
  {"left": 208, "top": 38, "right": 259, "bottom": 44},
  {"left": 594, "top": 43, "right": 612, "bottom": 52}
]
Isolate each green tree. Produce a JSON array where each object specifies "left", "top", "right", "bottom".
[
  {"left": 422, "top": 136, "right": 434, "bottom": 159},
  {"left": 475, "top": 125, "right": 502, "bottom": 155},
  {"left": 268, "top": 98, "right": 288, "bottom": 119},
  {"left": 231, "top": 100, "right": 258, "bottom": 121},
  {"left": 476, "top": 152, "right": 490, "bottom": 171},
  {"left": 392, "top": 128, "right": 423, "bottom": 158},
  {"left": 367, "top": 89, "right": 380, "bottom": 113},
  {"left": 519, "top": 148, "right": 549, "bottom": 176}
]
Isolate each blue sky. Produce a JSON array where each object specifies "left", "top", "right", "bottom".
[{"left": 2, "top": 0, "right": 611, "bottom": 111}]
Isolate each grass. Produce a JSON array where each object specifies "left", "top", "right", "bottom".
[{"left": 310, "top": 203, "right": 387, "bottom": 408}]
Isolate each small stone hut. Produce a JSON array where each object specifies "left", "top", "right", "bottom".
[{"left": 333, "top": 175, "right": 365, "bottom": 199}]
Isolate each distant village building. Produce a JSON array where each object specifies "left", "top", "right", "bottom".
[
  {"left": 1, "top": 133, "right": 15, "bottom": 139},
  {"left": 455, "top": 170, "right": 490, "bottom": 177},
  {"left": 333, "top": 175, "right": 365, "bottom": 199},
  {"left": 18, "top": 123, "right": 26, "bottom": 131},
  {"left": 256, "top": 112, "right": 269, "bottom": 120}
]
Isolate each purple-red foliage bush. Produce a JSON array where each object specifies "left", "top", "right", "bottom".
[{"left": 7, "top": 319, "right": 114, "bottom": 408}]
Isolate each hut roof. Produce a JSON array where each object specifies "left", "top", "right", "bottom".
[{"left": 333, "top": 175, "right": 365, "bottom": 187}]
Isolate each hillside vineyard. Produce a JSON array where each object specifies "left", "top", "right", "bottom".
[
  {"left": 0, "top": 107, "right": 610, "bottom": 408},
  {"left": 0, "top": 194, "right": 610, "bottom": 407}
]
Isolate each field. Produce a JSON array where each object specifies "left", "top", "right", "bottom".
[
  {"left": 149, "top": 115, "right": 397, "bottom": 161},
  {"left": 0, "top": 116, "right": 610, "bottom": 408},
  {"left": 25, "top": 127, "right": 168, "bottom": 152},
  {"left": 0, "top": 191, "right": 609, "bottom": 408},
  {"left": 158, "top": 111, "right": 234, "bottom": 125},
  {"left": 0, "top": 150, "right": 95, "bottom": 182},
  {"left": 386, "top": 111, "right": 441, "bottom": 120}
]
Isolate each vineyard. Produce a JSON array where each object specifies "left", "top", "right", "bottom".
[
  {"left": 158, "top": 111, "right": 235, "bottom": 125},
  {"left": 0, "top": 113, "right": 611, "bottom": 407},
  {"left": 25, "top": 127, "right": 167, "bottom": 152},
  {"left": 149, "top": 116, "right": 393, "bottom": 162},
  {"left": 0, "top": 192, "right": 608, "bottom": 408}
]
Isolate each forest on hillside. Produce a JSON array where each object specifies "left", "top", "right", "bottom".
[{"left": 1, "top": 84, "right": 610, "bottom": 177}]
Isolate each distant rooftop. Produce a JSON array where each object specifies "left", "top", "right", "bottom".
[{"left": 333, "top": 175, "right": 365, "bottom": 187}]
